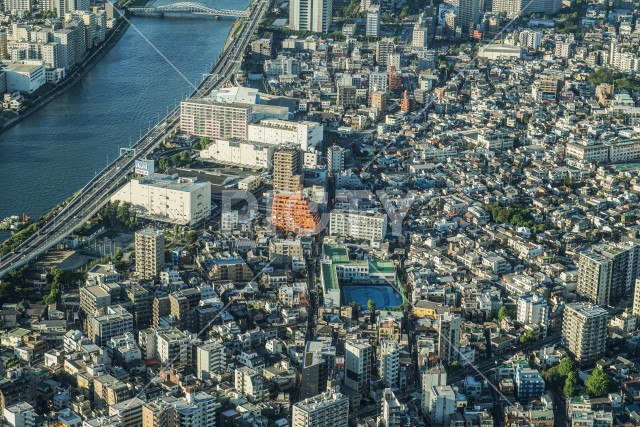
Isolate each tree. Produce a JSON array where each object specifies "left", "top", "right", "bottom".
[
  {"left": 497, "top": 306, "right": 509, "bottom": 321},
  {"left": 585, "top": 368, "right": 612, "bottom": 398},
  {"left": 198, "top": 137, "right": 209, "bottom": 150},
  {"left": 563, "top": 371, "right": 580, "bottom": 398},
  {"left": 159, "top": 157, "right": 171, "bottom": 171},
  {"left": 185, "top": 231, "right": 198, "bottom": 245},
  {"left": 367, "top": 299, "right": 376, "bottom": 324},
  {"left": 558, "top": 358, "right": 577, "bottom": 378},
  {"left": 43, "top": 283, "right": 61, "bottom": 305}
]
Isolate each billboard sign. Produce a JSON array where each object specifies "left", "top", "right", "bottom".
[{"left": 134, "top": 159, "right": 155, "bottom": 176}]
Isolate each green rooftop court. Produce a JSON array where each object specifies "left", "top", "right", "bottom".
[
  {"left": 323, "top": 244, "right": 349, "bottom": 263},
  {"left": 321, "top": 263, "right": 339, "bottom": 291},
  {"left": 369, "top": 260, "right": 395, "bottom": 274}
]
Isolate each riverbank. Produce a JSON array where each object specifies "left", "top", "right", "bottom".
[{"left": 0, "top": 17, "right": 131, "bottom": 135}]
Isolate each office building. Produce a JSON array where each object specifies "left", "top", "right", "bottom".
[
  {"left": 457, "top": 0, "right": 480, "bottom": 34},
  {"left": 344, "top": 339, "right": 372, "bottom": 394},
  {"left": 4, "top": 402, "right": 35, "bottom": 427},
  {"left": 180, "top": 100, "right": 252, "bottom": 140},
  {"left": 113, "top": 174, "right": 212, "bottom": 226},
  {"left": 517, "top": 294, "right": 549, "bottom": 337},
  {"left": 292, "top": 390, "right": 349, "bottom": 427},
  {"left": 366, "top": 5, "right": 380, "bottom": 37},
  {"left": 329, "top": 210, "right": 388, "bottom": 241},
  {"left": 379, "top": 340, "right": 400, "bottom": 388},
  {"left": 519, "top": 29, "right": 542, "bottom": 50},
  {"left": 89, "top": 305, "right": 134, "bottom": 346},
  {"left": 247, "top": 119, "right": 323, "bottom": 151},
  {"left": 3, "top": 61, "right": 44, "bottom": 94},
  {"left": 412, "top": 23, "right": 428, "bottom": 49},
  {"left": 562, "top": 303, "right": 608, "bottom": 366},
  {"left": 327, "top": 144, "right": 345, "bottom": 175},
  {"left": 196, "top": 341, "right": 226, "bottom": 380},
  {"left": 135, "top": 229, "right": 165, "bottom": 280},
  {"left": 200, "top": 138, "right": 275, "bottom": 169},
  {"left": 289, "top": 0, "right": 333, "bottom": 33},
  {"left": 438, "top": 312, "right": 460, "bottom": 365},
  {"left": 234, "top": 366, "right": 263, "bottom": 403},
  {"left": 300, "top": 340, "right": 336, "bottom": 399}
]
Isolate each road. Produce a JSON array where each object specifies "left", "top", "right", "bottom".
[
  {"left": 0, "top": 0, "right": 270, "bottom": 278},
  {"left": 447, "top": 334, "right": 561, "bottom": 384}
]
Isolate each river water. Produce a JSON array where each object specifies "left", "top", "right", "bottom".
[{"left": 0, "top": 0, "right": 249, "bottom": 240}]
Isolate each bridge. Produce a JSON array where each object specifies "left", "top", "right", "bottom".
[
  {"left": 129, "top": 2, "right": 249, "bottom": 17},
  {"left": 0, "top": 0, "right": 270, "bottom": 278}
]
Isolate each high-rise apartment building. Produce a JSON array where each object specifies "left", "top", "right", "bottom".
[
  {"left": 562, "top": 303, "right": 608, "bottom": 366},
  {"left": 135, "top": 229, "right": 165, "bottom": 280},
  {"left": 289, "top": 0, "right": 333, "bottom": 33},
  {"left": 633, "top": 278, "right": 640, "bottom": 317},
  {"left": 273, "top": 148, "right": 303, "bottom": 193},
  {"left": 380, "top": 388, "right": 407, "bottom": 427},
  {"left": 196, "top": 341, "right": 226, "bottom": 380},
  {"left": 53, "top": 25, "right": 85, "bottom": 69},
  {"left": 327, "top": 144, "right": 345, "bottom": 175},
  {"left": 577, "top": 243, "right": 640, "bottom": 306},
  {"left": 180, "top": 100, "right": 251, "bottom": 140},
  {"left": 329, "top": 210, "right": 388, "bottom": 241},
  {"left": 344, "top": 339, "right": 372, "bottom": 394},
  {"left": 422, "top": 365, "right": 447, "bottom": 414},
  {"left": 292, "top": 390, "right": 349, "bottom": 427},
  {"left": 457, "top": 0, "right": 480, "bottom": 34},
  {"left": 300, "top": 340, "right": 336, "bottom": 399},
  {"left": 517, "top": 293, "right": 549, "bottom": 336},
  {"left": 234, "top": 366, "right": 263, "bottom": 403},
  {"left": 89, "top": 305, "right": 134, "bottom": 346},
  {"left": 366, "top": 5, "right": 380, "bottom": 37},
  {"left": 375, "top": 38, "right": 395, "bottom": 67},
  {"left": 438, "top": 312, "right": 461, "bottom": 365},
  {"left": 379, "top": 340, "right": 400, "bottom": 388}
]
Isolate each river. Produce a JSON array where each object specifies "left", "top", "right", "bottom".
[{"left": 0, "top": 0, "right": 250, "bottom": 240}]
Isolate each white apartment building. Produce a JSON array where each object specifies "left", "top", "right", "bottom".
[
  {"left": 517, "top": 294, "right": 549, "bottom": 336},
  {"left": 438, "top": 312, "right": 461, "bottom": 365},
  {"left": 329, "top": 210, "right": 388, "bottom": 241},
  {"left": 112, "top": 174, "right": 211, "bottom": 226},
  {"left": 289, "top": 0, "right": 333, "bottom": 33},
  {"left": 366, "top": 5, "right": 380, "bottom": 37},
  {"left": 156, "top": 329, "right": 190, "bottom": 364},
  {"left": 89, "top": 305, "right": 134, "bottom": 346},
  {"left": 562, "top": 303, "right": 608, "bottom": 365},
  {"left": 234, "top": 366, "right": 263, "bottom": 403},
  {"left": 247, "top": 119, "right": 323, "bottom": 151},
  {"left": 379, "top": 340, "right": 400, "bottom": 388},
  {"left": 4, "top": 402, "right": 35, "bottom": 427},
  {"left": 292, "top": 390, "right": 349, "bottom": 427},
  {"left": 427, "top": 385, "right": 456, "bottom": 427},
  {"left": 196, "top": 341, "right": 226, "bottom": 380},
  {"left": 199, "top": 138, "right": 275, "bottom": 169}
]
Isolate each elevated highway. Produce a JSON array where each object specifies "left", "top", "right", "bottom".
[{"left": 0, "top": 0, "right": 270, "bottom": 278}]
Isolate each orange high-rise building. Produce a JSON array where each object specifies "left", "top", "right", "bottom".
[
  {"left": 400, "top": 90, "right": 415, "bottom": 113},
  {"left": 272, "top": 190, "right": 320, "bottom": 235}
]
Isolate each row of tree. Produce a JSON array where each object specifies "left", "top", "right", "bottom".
[{"left": 542, "top": 358, "right": 613, "bottom": 399}]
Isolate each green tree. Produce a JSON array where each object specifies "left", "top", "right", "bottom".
[
  {"left": 563, "top": 371, "right": 580, "bottom": 398},
  {"left": 185, "top": 231, "right": 198, "bottom": 245},
  {"left": 43, "top": 283, "right": 61, "bottom": 305},
  {"left": 399, "top": 5, "right": 409, "bottom": 19},
  {"left": 368, "top": 299, "right": 376, "bottom": 324},
  {"left": 558, "top": 358, "right": 577, "bottom": 378},
  {"left": 497, "top": 306, "right": 509, "bottom": 321},
  {"left": 585, "top": 368, "right": 612, "bottom": 398},
  {"left": 159, "top": 157, "right": 171, "bottom": 171},
  {"left": 198, "top": 137, "right": 209, "bottom": 150}
]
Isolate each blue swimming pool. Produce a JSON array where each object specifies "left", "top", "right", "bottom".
[{"left": 341, "top": 285, "right": 403, "bottom": 309}]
